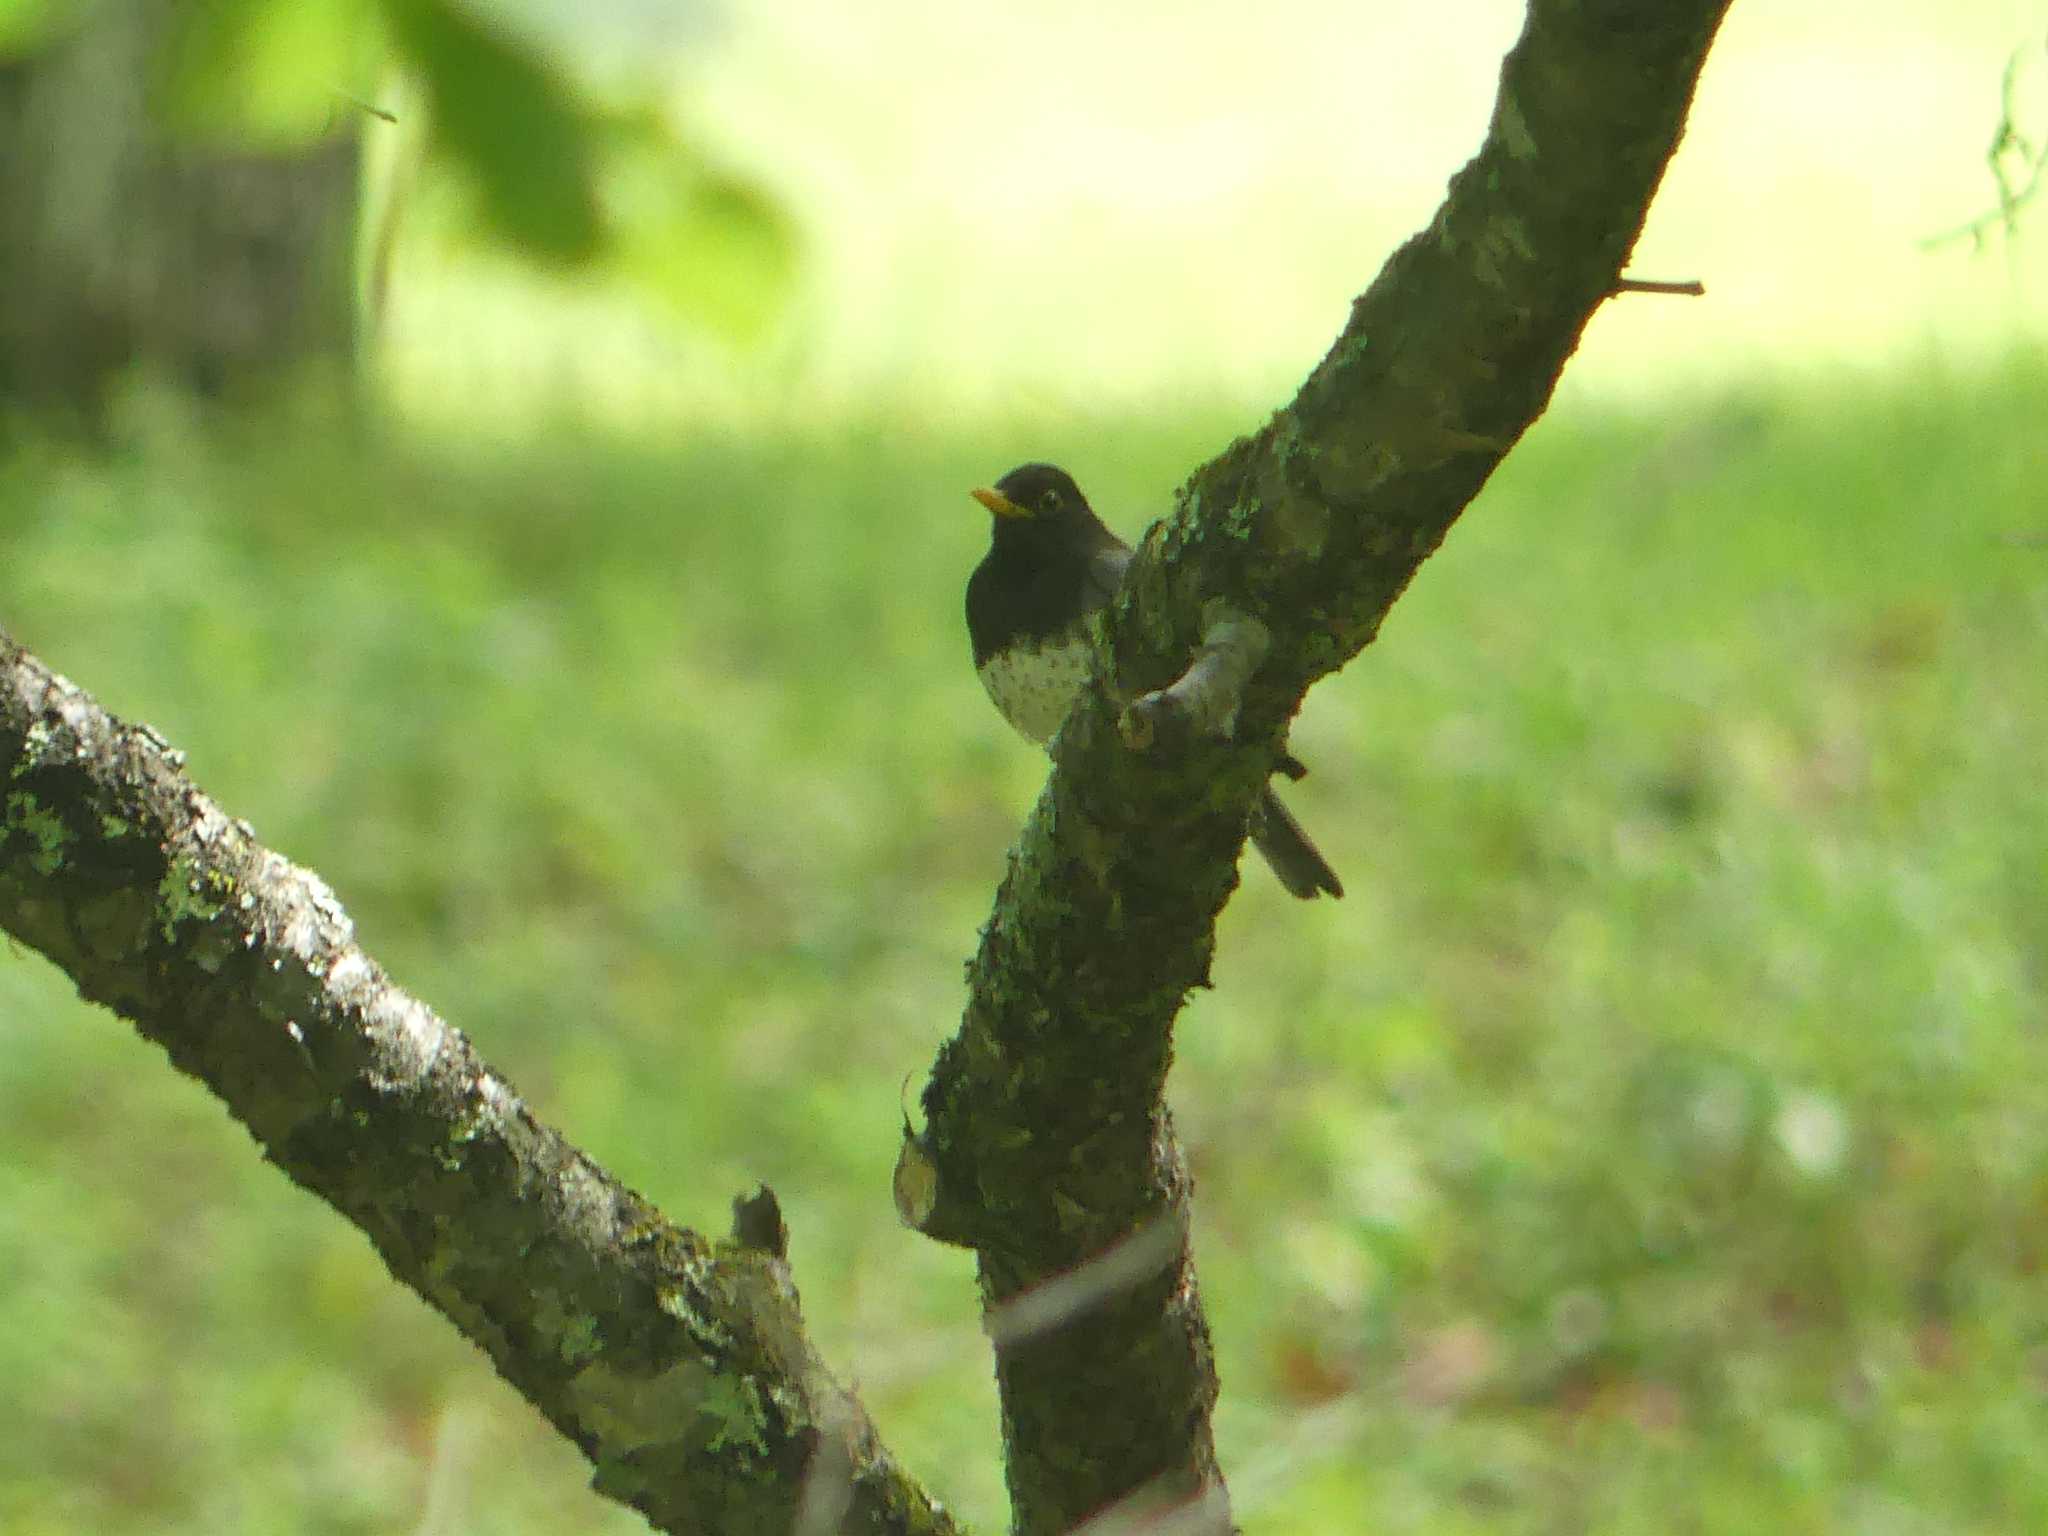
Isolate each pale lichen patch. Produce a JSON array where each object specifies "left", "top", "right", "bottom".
[
  {"left": 20, "top": 719, "right": 56, "bottom": 763},
  {"left": 155, "top": 855, "right": 226, "bottom": 926},
  {"left": 700, "top": 1371, "right": 771, "bottom": 1457},
  {"left": 556, "top": 1310, "right": 604, "bottom": 1368},
  {"left": 5, "top": 789, "right": 72, "bottom": 875},
  {"left": 569, "top": 1358, "right": 769, "bottom": 1459},
  {"left": 362, "top": 989, "right": 446, "bottom": 1090},
  {"left": 1498, "top": 88, "right": 1537, "bottom": 159}
]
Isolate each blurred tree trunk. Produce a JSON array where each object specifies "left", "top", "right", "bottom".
[{"left": 0, "top": 0, "right": 359, "bottom": 418}]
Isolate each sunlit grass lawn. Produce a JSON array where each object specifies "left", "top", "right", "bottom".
[{"left": 2, "top": 361, "right": 2045, "bottom": 1533}]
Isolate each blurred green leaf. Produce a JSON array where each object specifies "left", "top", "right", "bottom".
[
  {"left": 158, "top": 0, "right": 383, "bottom": 146},
  {"left": 595, "top": 111, "right": 798, "bottom": 344},
  {"left": 0, "top": 0, "right": 74, "bottom": 56},
  {"left": 407, "top": 103, "right": 799, "bottom": 345},
  {"left": 381, "top": 0, "right": 599, "bottom": 263},
  {"left": 11, "top": 0, "right": 790, "bottom": 328},
  {"left": 0, "top": 0, "right": 66, "bottom": 55}
]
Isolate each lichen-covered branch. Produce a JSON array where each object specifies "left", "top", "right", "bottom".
[
  {"left": 912, "top": 4, "right": 1734, "bottom": 1533},
  {"left": 0, "top": 634, "right": 955, "bottom": 1536}
]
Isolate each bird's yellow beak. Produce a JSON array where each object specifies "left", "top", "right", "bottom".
[{"left": 971, "top": 486, "right": 1028, "bottom": 519}]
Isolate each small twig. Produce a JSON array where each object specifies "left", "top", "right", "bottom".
[
  {"left": 332, "top": 88, "right": 399, "bottom": 124},
  {"left": 729, "top": 1184, "right": 789, "bottom": 1259},
  {"left": 1922, "top": 39, "right": 2048, "bottom": 251},
  {"left": 1119, "top": 606, "right": 1270, "bottom": 752},
  {"left": 1612, "top": 276, "right": 1705, "bottom": 296}
]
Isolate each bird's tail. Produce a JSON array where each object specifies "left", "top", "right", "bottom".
[{"left": 1252, "top": 787, "right": 1343, "bottom": 900}]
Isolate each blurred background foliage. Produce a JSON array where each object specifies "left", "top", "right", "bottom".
[{"left": 1, "top": 1, "right": 2046, "bottom": 1533}]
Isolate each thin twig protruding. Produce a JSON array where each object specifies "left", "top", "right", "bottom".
[{"left": 1613, "top": 276, "right": 1706, "bottom": 296}]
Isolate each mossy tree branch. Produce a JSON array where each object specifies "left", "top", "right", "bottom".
[
  {"left": 907, "top": 4, "right": 1734, "bottom": 1532},
  {"left": 0, "top": 640, "right": 956, "bottom": 1536}
]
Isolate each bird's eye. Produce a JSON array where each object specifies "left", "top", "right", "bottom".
[{"left": 1038, "top": 487, "right": 1062, "bottom": 513}]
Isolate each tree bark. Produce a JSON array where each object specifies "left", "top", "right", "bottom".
[
  {"left": 0, "top": 0, "right": 358, "bottom": 417},
  {"left": 902, "top": 4, "right": 1734, "bottom": 1532},
  {"left": 0, "top": 641, "right": 956, "bottom": 1536}
]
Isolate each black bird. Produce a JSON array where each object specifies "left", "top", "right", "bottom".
[{"left": 965, "top": 463, "right": 1342, "bottom": 899}]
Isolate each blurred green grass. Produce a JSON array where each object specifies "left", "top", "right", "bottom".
[{"left": 2, "top": 362, "right": 2046, "bottom": 1533}]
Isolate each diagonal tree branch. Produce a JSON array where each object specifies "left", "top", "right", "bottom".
[
  {"left": 0, "top": 639, "right": 956, "bottom": 1536},
  {"left": 904, "top": 4, "right": 1734, "bottom": 1532}
]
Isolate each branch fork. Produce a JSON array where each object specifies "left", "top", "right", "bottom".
[{"left": 1117, "top": 605, "right": 1271, "bottom": 754}]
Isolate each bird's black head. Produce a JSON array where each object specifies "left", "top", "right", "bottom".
[
  {"left": 964, "top": 460, "right": 1129, "bottom": 666},
  {"left": 970, "top": 463, "right": 1095, "bottom": 537}
]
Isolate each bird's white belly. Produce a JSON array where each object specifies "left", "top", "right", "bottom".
[{"left": 977, "top": 630, "right": 1097, "bottom": 746}]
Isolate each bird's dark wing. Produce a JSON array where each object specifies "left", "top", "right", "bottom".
[{"left": 1083, "top": 540, "right": 1133, "bottom": 615}]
